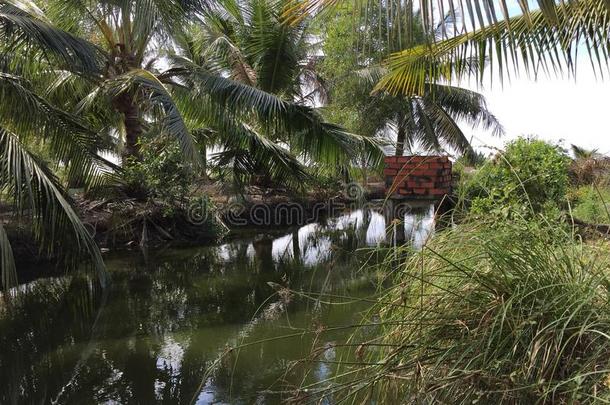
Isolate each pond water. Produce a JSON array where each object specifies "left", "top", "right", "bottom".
[{"left": 0, "top": 206, "right": 434, "bottom": 404}]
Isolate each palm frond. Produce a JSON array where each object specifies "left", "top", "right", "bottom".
[
  {"left": 247, "top": 0, "right": 305, "bottom": 95},
  {"left": 209, "top": 121, "right": 312, "bottom": 189},
  {"left": 0, "top": 1, "right": 105, "bottom": 74},
  {"left": 0, "top": 127, "right": 106, "bottom": 289},
  {"left": 428, "top": 84, "right": 504, "bottom": 137},
  {"left": 0, "top": 72, "right": 118, "bottom": 188},
  {"left": 378, "top": 0, "right": 610, "bottom": 95},
  {"left": 165, "top": 62, "right": 371, "bottom": 165},
  {"left": 417, "top": 97, "right": 474, "bottom": 156},
  {"left": 107, "top": 69, "right": 200, "bottom": 166}
]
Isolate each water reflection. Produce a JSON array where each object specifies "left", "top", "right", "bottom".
[{"left": 0, "top": 207, "right": 434, "bottom": 404}]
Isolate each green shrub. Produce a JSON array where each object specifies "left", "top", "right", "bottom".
[
  {"left": 330, "top": 218, "right": 610, "bottom": 403},
  {"left": 463, "top": 138, "right": 570, "bottom": 218},
  {"left": 569, "top": 185, "right": 610, "bottom": 223},
  {"left": 122, "top": 138, "right": 195, "bottom": 211}
]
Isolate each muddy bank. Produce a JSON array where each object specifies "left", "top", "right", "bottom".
[
  {"left": 1, "top": 182, "right": 387, "bottom": 273},
  {"left": 77, "top": 182, "right": 387, "bottom": 247}
]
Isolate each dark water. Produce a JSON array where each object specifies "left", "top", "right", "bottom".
[{"left": 0, "top": 207, "right": 434, "bottom": 404}]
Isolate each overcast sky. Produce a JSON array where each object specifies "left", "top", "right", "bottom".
[
  {"left": 459, "top": 61, "right": 610, "bottom": 156},
  {"left": 448, "top": 1, "right": 610, "bottom": 156}
]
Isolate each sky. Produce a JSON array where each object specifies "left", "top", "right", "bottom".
[
  {"left": 460, "top": 61, "right": 610, "bottom": 156},
  {"left": 436, "top": 1, "right": 610, "bottom": 156}
]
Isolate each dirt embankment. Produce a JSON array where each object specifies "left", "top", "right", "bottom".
[{"left": 1, "top": 182, "right": 386, "bottom": 268}]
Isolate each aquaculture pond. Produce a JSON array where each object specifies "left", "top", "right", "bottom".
[{"left": 0, "top": 207, "right": 434, "bottom": 404}]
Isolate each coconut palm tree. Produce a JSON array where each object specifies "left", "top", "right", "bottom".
[
  {"left": 199, "top": 0, "right": 327, "bottom": 103},
  {"left": 320, "top": 8, "right": 503, "bottom": 158},
  {"left": 161, "top": 0, "right": 381, "bottom": 187},
  {"left": 0, "top": 0, "right": 374, "bottom": 287},
  {"left": 355, "top": 67, "right": 503, "bottom": 157}
]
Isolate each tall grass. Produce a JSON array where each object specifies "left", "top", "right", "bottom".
[{"left": 302, "top": 217, "right": 610, "bottom": 403}]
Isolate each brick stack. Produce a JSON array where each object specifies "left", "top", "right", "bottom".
[{"left": 384, "top": 156, "right": 452, "bottom": 198}]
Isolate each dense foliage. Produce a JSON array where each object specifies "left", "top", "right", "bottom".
[
  {"left": 463, "top": 138, "right": 571, "bottom": 217},
  {"left": 318, "top": 7, "right": 503, "bottom": 159},
  {"left": 0, "top": 0, "right": 379, "bottom": 287},
  {"left": 569, "top": 185, "right": 610, "bottom": 224}
]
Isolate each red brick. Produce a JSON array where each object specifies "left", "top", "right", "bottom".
[
  {"left": 383, "top": 168, "right": 397, "bottom": 176},
  {"left": 412, "top": 175, "right": 432, "bottom": 182},
  {"left": 417, "top": 182, "right": 434, "bottom": 188},
  {"left": 394, "top": 173, "right": 408, "bottom": 182},
  {"left": 428, "top": 162, "right": 444, "bottom": 169},
  {"left": 384, "top": 156, "right": 397, "bottom": 164},
  {"left": 414, "top": 188, "right": 427, "bottom": 195},
  {"left": 388, "top": 178, "right": 403, "bottom": 187},
  {"left": 398, "top": 168, "right": 414, "bottom": 174},
  {"left": 402, "top": 155, "right": 419, "bottom": 162}
]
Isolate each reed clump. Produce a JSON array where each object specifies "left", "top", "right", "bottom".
[{"left": 342, "top": 217, "right": 610, "bottom": 403}]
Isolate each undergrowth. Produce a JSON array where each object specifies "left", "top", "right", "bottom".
[{"left": 306, "top": 217, "right": 610, "bottom": 403}]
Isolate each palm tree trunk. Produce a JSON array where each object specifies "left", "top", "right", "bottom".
[
  {"left": 395, "top": 124, "right": 406, "bottom": 156},
  {"left": 115, "top": 91, "right": 143, "bottom": 164},
  {"left": 201, "top": 139, "right": 208, "bottom": 181}
]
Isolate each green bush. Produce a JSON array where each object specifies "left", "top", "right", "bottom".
[
  {"left": 122, "top": 138, "right": 195, "bottom": 211},
  {"left": 463, "top": 138, "right": 570, "bottom": 218},
  {"left": 569, "top": 185, "right": 610, "bottom": 223}
]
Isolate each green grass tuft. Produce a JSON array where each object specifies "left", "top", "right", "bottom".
[{"left": 317, "top": 217, "right": 610, "bottom": 403}]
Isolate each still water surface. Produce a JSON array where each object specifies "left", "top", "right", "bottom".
[{"left": 0, "top": 207, "right": 434, "bottom": 404}]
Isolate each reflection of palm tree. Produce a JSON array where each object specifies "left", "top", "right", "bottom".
[
  {"left": 356, "top": 209, "right": 372, "bottom": 245},
  {"left": 292, "top": 230, "right": 302, "bottom": 264},
  {"left": 252, "top": 236, "right": 274, "bottom": 273},
  {"left": 123, "top": 338, "right": 159, "bottom": 403}
]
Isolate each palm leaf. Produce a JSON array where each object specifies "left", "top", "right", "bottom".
[
  {"left": 0, "top": 127, "right": 106, "bottom": 289},
  {"left": 165, "top": 61, "right": 372, "bottom": 165},
  {"left": 378, "top": 0, "right": 610, "bottom": 95},
  {"left": 429, "top": 84, "right": 504, "bottom": 137},
  {"left": 209, "top": 121, "right": 312, "bottom": 189},
  {"left": 417, "top": 97, "right": 474, "bottom": 156},
  {"left": 106, "top": 69, "right": 200, "bottom": 166},
  {"left": 0, "top": 72, "right": 118, "bottom": 188},
  {"left": 0, "top": 1, "right": 105, "bottom": 74}
]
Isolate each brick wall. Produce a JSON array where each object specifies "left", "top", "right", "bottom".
[{"left": 384, "top": 156, "right": 452, "bottom": 198}]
